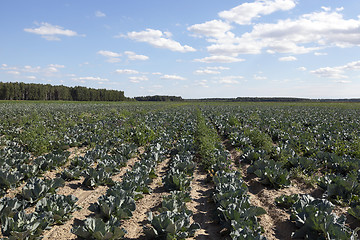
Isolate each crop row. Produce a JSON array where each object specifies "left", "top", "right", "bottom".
[
  {"left": 204, "top": 104, "right": 360, "bottom": 238},
  {"left": 195, "top": 110, "right": 267, "bottom": 240}
]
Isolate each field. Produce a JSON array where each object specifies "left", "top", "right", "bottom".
[{"left": 0, "top": 101, "right": 360, "bottom": 240}]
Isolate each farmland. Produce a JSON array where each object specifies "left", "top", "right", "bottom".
[{"left": 0, "top": 101, "right": 360, "bottom": 240}]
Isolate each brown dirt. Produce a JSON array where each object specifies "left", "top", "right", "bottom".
[
  {"left": 122, "top": 157, "right": 170, "bottom": 239},
  {"left": 187, "top": 165, "right": 227, "bottom": 240},
  {"left": 224, "top": 141, "right": 324, "bottom": 240},
  {"left": 42, "top": 156, "right": 139, "bottom": 240},
  {"left": 4, "top": 146, "right": 88, "bottom": 199}
]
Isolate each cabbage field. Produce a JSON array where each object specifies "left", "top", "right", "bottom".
[{"left": 0, "top": 101, "right": 360, "bottom": 240}]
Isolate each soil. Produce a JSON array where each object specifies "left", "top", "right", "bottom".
[
  {"left": 187, "top": 165, "right": 227, "bottom": 240},
  {"left": 122, "top": 157, "right": 170, "bottom": 239},
  {"left": 225, "top": 142, "right": 323, "bottom": 240},
  {"left": 4, "top": 146, "right": 88, "bottom": 199},
  {"left": 42, "top": 155, "right": 140, "bottom": 240}
]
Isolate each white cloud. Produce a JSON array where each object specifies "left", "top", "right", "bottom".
[
  {"left": 160, "top": 74, "right": 186, "bottom": 80},
  {"left": 7, "top": 71, "right": 20, "bottom": 75},
  {"left": 194, "top": 80, "right": 209, "bottom": 88},
  {"left": 24, "top": 22, "right": 81, "bottom": 41},
  {"left": 194, "top": 66, "right": 229, "bottom": 75},
  {"left": 194, "top": 55, "right": 244, "bottom": 63},
  {"left": 344, "top": 61, "right": 360, "bottom": 70},
  {"left": 321, "top": 6, "right": 331, "bottom": 12},
  {"left": 72, "top": 76, "right": 109, "bottom": 83},
  {"left": 311, "top": 60, "right": 360, "bottom": 79},
  {"left": 311, "top": 67, "right": 347, "bottom": 79},
  {"left": 1, "top": 64, "right": 65, "bottom": 78},
  {"left": 97, "top": 50, "right": 122, "bottom": 63},
  {"left": 218, "top": 0, "right": 297, "bottom": 25},
  {"left": 194, "top": 69, "right": 221, "bottom": 75},
  {"left": 48, "top": 64, "right": 65, "bottom": 69},
  {"left": 26, "top": 76, "right": 37, "bottom": 80},
  {"left": 22, "top": 64, "right": 64, "bottom": 75},
  {"left": 23, "top": 65, "right": 41, "bottom": 73},
  {"left": 334, "top": 80, "right": 352, "bottom": 84},
  {"left": 247, "top": 10, "right": 360, "bottom": 53},
  {"left": 297, "top": 67, "right": 307, "bottom": 71},
  {"left": 314, "top": 52, "right": 328, "bottom": 56},
  {"left": 152, "top": 72, "right": 162, "bottom": 75},
  {"left": 124, "top": 28, "right": 196, "bottom": 52},
  {"left": 218, "top": 76, "right": 243, "bottom": 84},
  {"left": 207, "top": 66, "right": 230, "bottom": 70},
  {"left": 279, "top": 56, "right": 297, "bottom": 61},
  {"left": 253, "top": 74, "right": 267, "bottom": 80},
  {"left": 129, "top": 76, "right": 148, "bottom": 83},
  {"left": 95, "top": 11, "right": 106, "bottom": 17},
  {"left": 97, "top": 50, "right": 121, "bottom": 58},
  {"left": 188, "top": 20, "right": 232, "bottom": 39},
  {"left": 124, "top": 51, "right": 149, "bottom": 61},
  {"left": 191, "top": 8, "right": 360, "bottom": 57},
  {"left": 106, "top": 58, "right": 122, "bottom": 63},
  {"left": 115, "top": 69, "right": 139, "bottom": 74}
]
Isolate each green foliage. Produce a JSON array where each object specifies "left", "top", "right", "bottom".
[
  {"left": 248, "top": 159, "right": 290, "bottom": 189},
  {"left": 0, "top": 82, "right": 126, "bottom": 101},
  {"left": 96, "top": 189, "right": 136, "bottom": 220},
  {"left": 0, "top": 169, "right": 23, "bottom": 191},
  {"left": 0, "top": 197, "right": 26, "bottom": 223},
  {"left": 194, "top": 110, "right": 220, "bottom": 171},
  {"left": 21, "top": 177, "right": 65, "bottom": 204},
  {"left": 72, "top": 217, "right": 126, "bottom": 240},
  {"left": 163, "top": 169, "right": 191, "bottom": 191},
  {"left": 275, "top": 194, "right": 299, "bottom": 209},
  {"left": 82, "top": 168, "right": 114, "bottom": 189},
  {"left": 145, "top": 211, "right": 200, "bottom": 240},
  {"left": 318, "top": 174, "right": 360, "bottom": 205},
  {"left": 158, "top": 191, "right": 191, "bottom": 213},
  {"left": 35, "top": 194, "right": 80, "bottom": 225},
  {"left": 213, "top": 171, "right": 266, "bottom": 240},
  {"left": 244, "top": 128, "right": 273, "bottom": 153},
  {"left": 1, "top": 211, "right": 50, "bottom": 240},
  {"left": 290, "top": 194, "right": 358, "bottom": 239},
  {"left": 348, "top": 205, "right": 360, "bottom": 220}
]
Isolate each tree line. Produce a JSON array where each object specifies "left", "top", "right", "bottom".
[
  {"left": 0, "top": 82, "right": 126, "bottom": 101},
  {"left": 134, "top": 95, "right": 183, "bottom": 101},
  {"left": 186, "top": 97, "right": 360, "bottom": 102}
]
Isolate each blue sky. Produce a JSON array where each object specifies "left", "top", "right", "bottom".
[{"left": 1, "top": 0, "right": 360, "bottom": 98}]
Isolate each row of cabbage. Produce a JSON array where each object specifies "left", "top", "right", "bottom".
[
  {"left": 71, "top": 105, "right": 201, "bottom": 239},
  {"left": 146, "top": 137, "right": 200, "bottom": 239},
  {"left": 0, "top": 102, "right": 168, "bottom": 155},
  {"left": 195, "top": 110, "right": 267, "bottom": 240},
  {"left": 72, "top": 143, "right": 166, "bottom": 239},
  {"left": 0, "top": 103, "right": 171, "bottom": 239},
  {"left": 0, "top": 142, "right": 137, "bottom": 239},
  {"left": 203, "top": 104, "right": 360, "bottom": 238}
]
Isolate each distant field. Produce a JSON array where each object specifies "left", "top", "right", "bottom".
[{"left": 0, "top": 101, "right": 359, "bottom": 239}]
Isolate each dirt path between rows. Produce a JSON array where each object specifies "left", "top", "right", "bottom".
[
  {"left": 187, "top": 165, "right": 226, "bottom": 240},
  {"left": 229, "top": 146, "right": 321, "bottom": 240},
  {"left": 122, "top": 157, "right": 170, "bottom": 239},
  {"left": 42, "top": 155, "right": 139, "bottom": 240},
  {"left": 5, "top": 147, "right": 88, "bottom": 199}
]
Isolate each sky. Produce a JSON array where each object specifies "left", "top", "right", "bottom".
[{"left": 1, "top": 0, "right": 360, "bottom": 99}]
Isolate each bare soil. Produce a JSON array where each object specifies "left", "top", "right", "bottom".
[
  {"left": 225, "top": 143, "right": 323, "bottom": 240},
  {"left": 4, "top": 146, "right": 88, "bottom": 199},
  {"left": 187, "top": 165, "right": 227, "bottom": 240},
  {"left": 42, "top": 156, "right": 139, "bottom": 240},
  {"left": 122, "top": 157, "right": 170, "bottom": 240}
]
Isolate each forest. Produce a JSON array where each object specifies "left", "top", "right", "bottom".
[{"left": 0, "top": 82, "right": 126, "bottom": 101}]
